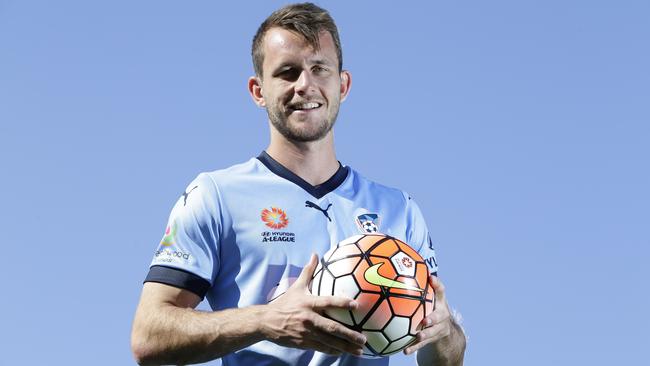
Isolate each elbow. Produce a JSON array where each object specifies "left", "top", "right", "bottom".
[
  {"left": 130, "top": 336, "right": 149, "bottom": 365},
  {"left": 130, "top": 328, "right": 159, "bottom": 366}
]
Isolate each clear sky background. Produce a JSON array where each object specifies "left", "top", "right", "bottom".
[{"left": 1, "top": 0, "right": 648, "bottom": 365}]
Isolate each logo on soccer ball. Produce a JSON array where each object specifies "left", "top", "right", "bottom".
[
  {"left": 160, "top": 221, "right": 177, "bottom": 247},
  {"left": 356, "top": 213, "right": 381, "bottom": 233},
  {"left": 364, "top": 263, "right": 423, "bottom": 292},
  {"left": 391, "top": 252, "right": 417, "bottom": 277},
  {"left": 401, "top": 257, "right": 413, "bottom": 268},
  {"left": 261, "top": 207, "right": 289, "bottom": 230}
]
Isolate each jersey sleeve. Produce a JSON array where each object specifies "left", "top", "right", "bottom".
[
  {"left": 403, "top": 193, "right": 439, "bottom": 276},
  {"left": 144, "top": 173, "right": 222, "bottom": 298}
]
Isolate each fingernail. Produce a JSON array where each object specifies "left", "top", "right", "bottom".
[
  {"left": 355, "top": 349, "right": 364, "bottom": 356},
  {"left": 424, "top": 318, "right": 433, "bottom": 326},
  {"left": 349, "top": 301, "right": 359, "bottom": 309},
  {"left": 357, "top": 335, "right": 367, "bottom": 344}
]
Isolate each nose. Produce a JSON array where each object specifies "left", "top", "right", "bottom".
[{"left": 295, "top": 70, "right": 315, "bottom": 96}]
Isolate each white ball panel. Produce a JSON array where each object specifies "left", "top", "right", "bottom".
[
  {"left": 384, "top": 316, "right": 410, "bottom": 341},
  {"left": 363, "top": 331, "right": 389, "bottom": 355},
  {"left": 323, "top": 246, "right": 338, "bottom": 262},
  {"left": 382, "top": 335, "right": 416, "bottom": 355},
  {"left": 317, "top": 269, "right": 335, "bottom": 296},
  {"left": 310, "top": 268, "right": 322, "bottom": 294},
  {"left": 333, "top": 274, "right": 360, "bottom": 299},
  {"left": 325, "top": 308, "right": 354, "bottom": 326}
]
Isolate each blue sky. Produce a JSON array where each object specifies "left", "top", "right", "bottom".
[{"left": 1, "top": 1, "right": 648, "bottom": 365}]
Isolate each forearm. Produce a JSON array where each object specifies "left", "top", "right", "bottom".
[
  {"left": 132, "top": 303, "right": 268, "bottom": 365},
  {"left": 416, "top": 319, "right": 466, "bottom": 366}
]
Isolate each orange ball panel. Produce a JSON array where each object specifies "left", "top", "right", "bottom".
[
  {"left": 356, "top": 234, "right": 385, "bottom": 252},
  {"left": 364, "top": 299, "right": 392, "bottom": 330},
  {"left": 354, "top": 260, "right": 382, "bottom": 292},
  {"left": 415, "top": 263, "right": 429, "bottom": 288},
  {"left": 387, "top": 276, "right": 424, "bottom": 297},
  {"left": 354, "top": 292, "right": 381, "bottom": 324},
  {"left": 368, "top": 256, "right": 397, "bottom": 279},
  {"left": 368, "top": 239, "right": 399, "bottom": 258},
  {"left": 389, "top": 287, "right": 423, "bottom": 297},
  {"left": 389, "top": 296, "right": 421, "bottom": 317}
]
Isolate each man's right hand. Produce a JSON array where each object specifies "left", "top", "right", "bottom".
[{"left": 262, "top": 254, "right": 367, "bottom": 356}]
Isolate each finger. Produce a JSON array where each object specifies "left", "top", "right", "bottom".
[
  {"left": 310, "top": 332, "right": 365, "bottom": 355},
  {"left": 312, "top": 316, "right": 367, "bottom": 346},
  {"left": 429, "top": 275, "right": 446, "bottom": 301},
  {"left": 299, "top": 340, "right": 343, "bottom": 356},
  {"left": 403, "top": 322, "right": 451, "bottom": 355},
  {"left": 295, "top": 254, "right": 318, "bottom": 286},
  {"left": 419, "top": 303, "right": 450, "bottom": 328},
  {"left": 310, "top": 295, "right": 359, "bottom": 311}
]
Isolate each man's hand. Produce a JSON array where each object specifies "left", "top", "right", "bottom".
[
  {"left": 403, "top": 276, "right": 461, "bottom": 356},
  {"left": 262, "top": 254, "right": 367, "bottom": 356}
]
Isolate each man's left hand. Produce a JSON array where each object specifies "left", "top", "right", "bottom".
[{"left": 403, "top": 275, "right": 454, "bottom": 355}]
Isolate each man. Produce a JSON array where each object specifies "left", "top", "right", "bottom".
[{"left": 131, "top": 3, "right": 466, "bottom": 365}]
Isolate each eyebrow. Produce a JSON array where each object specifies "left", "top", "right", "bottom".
[{"left": 310, "top": 58, "right": 334, "bottom": 67}]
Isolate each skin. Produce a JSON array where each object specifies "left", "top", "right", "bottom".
[{"left": 131, "top": 26, "right": 466, "bottom": 365}]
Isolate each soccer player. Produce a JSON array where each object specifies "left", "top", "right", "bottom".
[{"left": 131, "top": 3, "right": 466, "bottom": 365}]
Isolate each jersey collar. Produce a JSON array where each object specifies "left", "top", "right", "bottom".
[{"left": 257, "top": 151, "right": 349, "bottom": 199}]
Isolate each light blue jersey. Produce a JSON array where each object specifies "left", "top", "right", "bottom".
[{"left": 145, "top": 152, "right": 438, "bottom": 366}]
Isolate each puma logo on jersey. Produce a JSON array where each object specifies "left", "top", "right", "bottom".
[
  {"left": 182, "top": 185, "right": 198, "bottom": 206},
  {"left": 305, "top": 201, "right": 332, "bottom": 222}
]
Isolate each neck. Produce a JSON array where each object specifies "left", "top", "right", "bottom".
[{"left": 266, "top": 129, "right": 339, "bottom": 186}]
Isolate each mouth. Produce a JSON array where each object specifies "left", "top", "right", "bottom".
[{"left": 287, "top": 102, "right": 323, "bottom": 113}]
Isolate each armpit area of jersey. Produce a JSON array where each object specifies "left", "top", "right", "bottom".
[{"left": 144, "top": 265, "right": 211, "bottom": 299}]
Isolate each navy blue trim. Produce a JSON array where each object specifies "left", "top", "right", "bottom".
[
  {"left": 257, "top": 151, "right": 349, "bottom": 199},
  {"left": 144, "top": 265, "right": 211, "bottom": 299}
]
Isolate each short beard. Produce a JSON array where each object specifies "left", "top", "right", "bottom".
[{"left": 267, "top": 105, "right": 339, "bottom": 143}]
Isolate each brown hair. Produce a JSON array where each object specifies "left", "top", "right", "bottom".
[{"left": 252, "top": 2, "right": 343, "bottom": 77}]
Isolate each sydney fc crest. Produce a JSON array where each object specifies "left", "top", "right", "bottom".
[{"left": 356, "top": 213, "right": 381, "bottom": 233}]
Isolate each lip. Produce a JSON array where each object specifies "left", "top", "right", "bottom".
[{"left": 287, "top": 103, "right": 323, "bottom": 114}]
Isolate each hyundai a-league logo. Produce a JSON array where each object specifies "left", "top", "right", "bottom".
[{"left": 356, "top": 213, "right": 381, "bottom": 233}]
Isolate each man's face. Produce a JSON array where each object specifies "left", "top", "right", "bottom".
[{"left": 252, "top": 27, "right": 350, "bottom": 142}]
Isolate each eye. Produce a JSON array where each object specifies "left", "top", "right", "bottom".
[
  {"left": 276, "top": 67, "right": 300, "bottom": 81},
  {"left": 313, "top": 65, "right": 330, "bottom": 74}
]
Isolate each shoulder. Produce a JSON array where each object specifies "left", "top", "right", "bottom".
[
  {"left": 345, "top": 167, "right": 411, "bottom": 206},
  {"left": 174, "top": 158, "right": 262, "bottom": 212},
  {"left": 201, "top": 157, "right": 267, "bottom": 189}
]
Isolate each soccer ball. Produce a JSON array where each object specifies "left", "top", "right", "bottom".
[{"left": 310, "top": 234, "right": 435, "bottom": 358}]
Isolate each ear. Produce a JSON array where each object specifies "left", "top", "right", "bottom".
[
  {"left": 339, "top": 70, "right": 352, "bottom": 102},
  {"left": 248, "top": 76, "right": 266, "bottom": 107}
]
